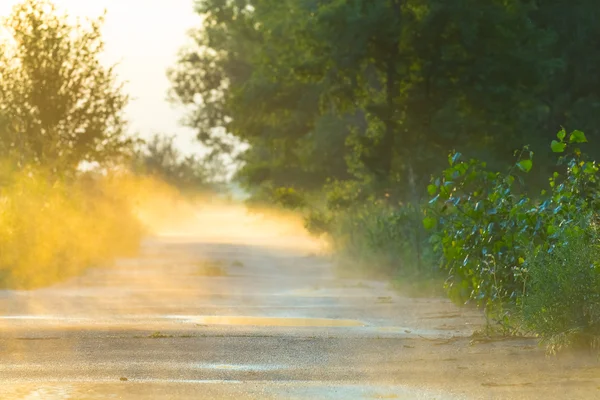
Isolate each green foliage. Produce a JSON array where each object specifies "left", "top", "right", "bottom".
[
  {"left": 522, "top": 218, "right": 600, "bottom": 354},
  {"left": 426, "top": 151, "right": 534, "bottom": 312},
  {"left": 170, "top": 0, "right": 600, "bottom": 203},
  {"left": 304, "top": 208, "right": 334, "bottom": 237},
  {"left": 317, "top": 201, "right": 434, "bottom": 279},
  {"left": 427, "top": 130, "right": 600, "bottom": 349},
  {"left": 551, "top": 140, "right": 566, "bottom": 153},
  {"left": 271, "top": 187, "right": 307, "bottom": 210},
  {"left": 170, "top": 0, "right": 594, "bottom": 202}
]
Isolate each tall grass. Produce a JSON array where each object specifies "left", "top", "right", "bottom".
[
  {"left": 306, "top": 201, "right": 438, "bottom": 285},
  {"left": 521, "top": 216, "right": 600, "bottom": 353},
  {"left": 0, "top": 165, "right": 143, "bottom": 289}
]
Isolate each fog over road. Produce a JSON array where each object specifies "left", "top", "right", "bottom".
[{"left": 0, "top": 204, "right": 598, "bottom": 399}]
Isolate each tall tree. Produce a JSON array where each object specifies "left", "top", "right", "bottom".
[
  {"left": 169, "top": 0, "right": 353, "bottom": 200},
  {"left": 0, "top": 0, "right": 130, "bottom": 173},
  {"left": 171, "top": 0, "right": 599, "bottom": 204}
]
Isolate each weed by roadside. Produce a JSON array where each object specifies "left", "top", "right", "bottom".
[
  {"left": 147, "top": 332, "right": 173, "bottom": 339},
  {"left": 194, "top": 260, "right": 228, "bottom": 277},
  {"left": 521, "top": 220, "right": 600, "bottom": 354}
]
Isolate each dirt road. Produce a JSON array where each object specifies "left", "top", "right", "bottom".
[{"left": 0, "top": 204, "right": 598, "bottom": 399}]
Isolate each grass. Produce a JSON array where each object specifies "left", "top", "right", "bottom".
[
  {"left": 376, "top": 296, "right": 393, "bottom": 304},
  {"left": 194, "top": 260, "right": 228, "bottom": 277},
  {"left": 147, "top": 332, "right": 174, "bottom": 339},
  {"left": 0, "top": 166, "right": 143, "bottom": 289},
  {"left": 521, "top": 223, "right": 600, "bottom": 354}
]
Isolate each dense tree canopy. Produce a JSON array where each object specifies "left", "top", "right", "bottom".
[{"left": 170, "top": 0, "right": 600, "bottom": 205}]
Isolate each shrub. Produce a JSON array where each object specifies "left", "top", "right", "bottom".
[
  {"left": 521, "top": 217, "right": 600, "bottom": 353},
  {"left": 426, "top": 128, "right": 600, "bottom": 345},
  {"left": 0, "top": 166, "right": 143, "bottom": 289},
  {"left": 315, "top": 200, "right": 434, "bottom": 279},
  {"left": 425, "top": 150, "right": 537, "bottom": 315}
]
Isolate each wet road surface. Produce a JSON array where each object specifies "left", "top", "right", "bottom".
[{"left": 0, "top": 206, "right": 598, "bottom": 399}]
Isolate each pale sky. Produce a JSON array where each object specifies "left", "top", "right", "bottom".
[{"left": 0, "top": 0, "right": 204, "bottom": 155}]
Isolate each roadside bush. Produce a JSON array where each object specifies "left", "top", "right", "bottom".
[
  {"left": 522, "top": 217, "right": 600, "bottom": 353},
  {"left": 426, "top": 129, "right": 600, "bottom": 349},
  {"left": 306, "top": 198, "right": 435, "bottom": 279},
  {"left": 0, "top": 167, "right": 143, "bottom": 289},
  {"left": 424, "top": 151, "right": 536, "bottom": 321}
]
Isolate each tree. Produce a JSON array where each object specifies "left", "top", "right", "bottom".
[
  {"left": 529, "top": 0, "right": 600, "bottom": 159},
  {"left": 171, "top": 0, "right": 600, "bottom": 205},
  {"left": 131, "top": 134, "right": 225, "bottom": 193},
  {"left": 169, "top": 0, "right": 353, "bottom": 201},
  {"left": 0, "top": 0, "right": 130, "bottom": 173}
]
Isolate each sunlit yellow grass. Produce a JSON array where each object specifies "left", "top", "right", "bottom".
[{"left": 0, "top": 165, "right": 143, "bottom": 289}]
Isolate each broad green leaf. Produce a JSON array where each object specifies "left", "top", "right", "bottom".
[
  {"left": 569, "top": 130, "right": 587, "bottom": 143},
  {"left": 551, "top": 140, "right": 566, "bottom": 153},
  {"left": 557, "top": 129, "right": 566, "bottom": 141},
  {"left": 427, "top": 184, "right": 437, "bottom": 196},
  {"left": 423, "top": 216, "right": 436, "bottom": 230},
  {"left": 517, "top": 160, "right": 532, "bottom": 173}
]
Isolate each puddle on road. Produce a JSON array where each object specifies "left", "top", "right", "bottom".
[{"left": 195, "top": 315, "right": 365, "bottom": 327}]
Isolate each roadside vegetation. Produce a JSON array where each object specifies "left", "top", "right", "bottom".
[
  {"left": 0, "top": 0, "right": 141, "bottom": 289},
  {"left": 170, "top": 0, "right": 600, "bottom": 352},
  {"left": 0, "top": 0, "right": 218, "bottom": 289},
  {"left": 426, "top": 129, "right": 600, "bottom": 352}
]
